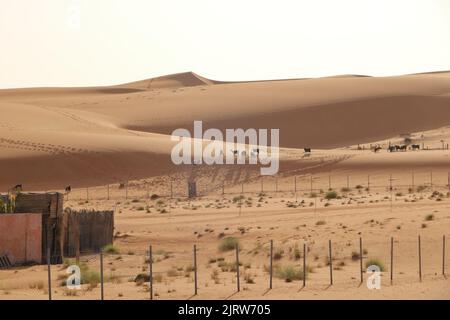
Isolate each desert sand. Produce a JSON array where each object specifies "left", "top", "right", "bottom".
[{"left": 1, "top": 71, "right": 450, "bottom": 299}]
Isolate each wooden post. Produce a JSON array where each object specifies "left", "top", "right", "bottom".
[
  {"left": 367, "top": 175, "right": 370, "bottom": 191},
  {"left": 418, "top": 235, "right": 422, "bottom": 282},
  {"left": 107, "top": 184, "right": 110, "bottom": 200},
  {"left": 303, "top": 243, "right": 307, "bottom": 287},
  {"left": 310, "top": 175, "right": 313, "bottom": 193},
  {"left": 236, "top": 244, "right": 240, "bottom": 292},
  {"left": 75, "top": 223, "right": 80, "bottom": 265},
  {"left": 269, "top": 240, "right": 273, "bottom": 290},
  {"left": 443, "top": 235, "right": 446, "bottom": 277},
  {"left": 261, "top": 177, "right": 264, "bottom": 193},
  {"left": 389, "top": 174, "right": 393, "bottom": 190},
  {"left": 222, "top": 182, "right": 225, "bottom": 195},
  {"left": 47, "top": 247, "right": 52, "bottom": 301},
  {"left": 275, "top": 178, "right": 278, "bottom": 193},
  {"left": 328, "top": 175, "right": 331, "bottom": 190},
  {"left": 430, "top": 172, "right": 433, "bottom": 191},
  {"left": 346, "top": 175, "right": 349, "bottom": 189},
  {"left": 241, "top": 183, "right": 244, "bottom": 194},
  {"left": 194, "top": 244, "right": 198, "bottom": 295},
  {"left": 149, "top": 245, "right": 153, "bottom": 300},
  {"left": 86, "top": 187, "right": 89, "bottom": 201},
  {"left": 412, "top": 171, "right": 415, "bottom": 191},
  {"left": 294, "top": 176, "right": 297, "bottom": 193},
  {"left": 125, "top": 181, "right": 128, "bottom": 200},
  {"left": 170, "top": 180, "right": 173, "bottom": 198},
  {"left": 448, "top": 172, "right": 450, "bottom": 189},
  {"left": 329, "top": 240, "right": 333, "bottom": 285},
  {"left": 390, "top": 237, "right": 394, "bottom": 285},
  {"left": 100, "top": 252, "right": 104, "bottom": 300},
  {"left": 359, "top": 237, "right": 363, "bottom": 284}
]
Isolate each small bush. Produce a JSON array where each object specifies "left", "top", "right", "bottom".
[
  {"left": 325, "top": 191, "right": 338, "bottom": 200},
  {"left": 315, "top": 220, "right": 326, "bottom": 226},
  {"left": 274, "top": 265, "right": 307, "bottom": 282},
  {"left": 365, "top": 258, "right": 385, "bottom": 272},
  {"left": 219, "top": 237, "right": 240, "bottom": 252},
  {"left": 273, "top": 249, "right": 284, "bottom": 260},
  {"left": 102, "top": 244, "right": 120, "bottom": 254},
  {"left": 351, "top": 251, "right": 360, "bottom": 261},
  {"left": 425, "top": 214, "right": 434, "bottom": 221}
]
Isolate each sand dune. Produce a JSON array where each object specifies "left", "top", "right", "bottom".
[
  {"left": 1, "top": 71, "right": 450, "bottom": 190},
  {"left": 117, "top": 71, "right": 218, "bottom": 90}
]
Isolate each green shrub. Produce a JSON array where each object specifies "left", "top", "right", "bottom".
[
  {"left": 274, "top": 265, "right": 307, "bottom": 282},
  {"left": 325, "top": 191, "right": 338, "bottom": 200},
  {"left": 365, "top": 258, "right": 385, "bottom": 272},
  {"left": 219, "top": 237, "right": 240, "bottom": 252},
  {"left": 102, "top": 244, "right": 120, "bottom": 254}
]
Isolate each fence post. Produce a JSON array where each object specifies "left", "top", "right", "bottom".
[
  {"left": 261, "top": 177, "right": 264, "bottom": 193},
  {"left": 303, "top": 243, "right": 307, "bottom": 287},
  {"left": 294, "top": 176, "right": 297, "bottom": 193},
  {"left": 170, "top": 180, "right": 173, "bottom": 198},
  {"left": 107, "top": 184, "right": 110, "bottom": 200},
  {"left": 328, "top": 175, "right": 331, "bottom": 190},
  {"left": 367, "top": 175, "right": 370, "bottom": 191},
  {"left": 86, "top": 187, "right": 89, "bottom": 201},
  {"left": 329, "top": 240, "right": 333, "bottom": 285},
  {"left": 390, "top": 237, "right": 394, "bottom": 285},
  {"left": 125, "top": 181, "right": 128, "bottom": 200},
  {"left": 412, "top": 171, "right": 415, "bottom": 191},
  {"left": 430, "top": 172, "right": 433, "bottom": 191},
  {"left": 443, "top": 235, "right": 446, "bottom": 277},
  {"left": 448, "top": 172, "right": 450, "bottom": 189},
  {"left": 310, "top": 175, "right": 313, "bottom": 192},
  {"left": 418, "top": 235, "right": 422, "bottom": 282},
  {"left": 346, "top": 175, "right": 349, "bottom": 189},
  {"left": 269, "top": 240, "right": 273, "bottom": 290},
  {"left": 100, "top": 251, "right": 104, "bottom": 300},
  {"left": 241, "top": 183, "right": 244, "bottom": 194},
  {"left": 194, "top": 244, "right": 198, "bottom": 295},
  {"left": 236, "top": 244, "right": 240, "bottom": 292},
  {"left": 149, "top": 245, "right": 153, "bottom": 300},
  {"left": 359, "top": 237, "right": 363, "bottom": 284},
  {"left": 47, "top": 247, "right": 52, "bottom": 301},
  {"left": 275, "top": 178, "right": 278, "bottom": 193}
]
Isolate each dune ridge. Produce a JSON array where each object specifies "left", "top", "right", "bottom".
[{"left": 1, "top": 71, "right": 450, "bottom": 190}]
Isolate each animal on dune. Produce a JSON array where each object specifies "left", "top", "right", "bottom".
[
  {"left": 11, "top": 184, "right": 22, "bottom": 192},
  {"left": 373, "top": 146, "right": 382, "bottom": 153},
  {"left": 304, "top": 148, "right": 311, "bottom": 153},
  {"left": 388, "top": 145, "right": 407, "bottom": 152},
  {"left": 65, "top": 185, "right": 71, "bottom": 193},
  {"left": 411, "top": 144, "right": 420, "bottom": 150}
]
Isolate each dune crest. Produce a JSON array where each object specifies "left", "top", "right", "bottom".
[{"left": 1, "top": 71, "right": 450, "bottom": 190}]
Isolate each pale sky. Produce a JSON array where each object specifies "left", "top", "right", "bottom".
[{"left": 1, "top": 0, "right": 449, "bottom": 89}]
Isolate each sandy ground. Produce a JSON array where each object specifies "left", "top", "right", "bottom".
[{"left": 1, "top": 72, "right": 450, "bottom": 299}]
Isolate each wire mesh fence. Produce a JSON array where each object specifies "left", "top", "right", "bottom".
[
  {"left": 22, "top": 234, "right": 446, "bottom": 300},
  {"left": 38, "top": 171, "right": 450, "bottom": 202}
]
